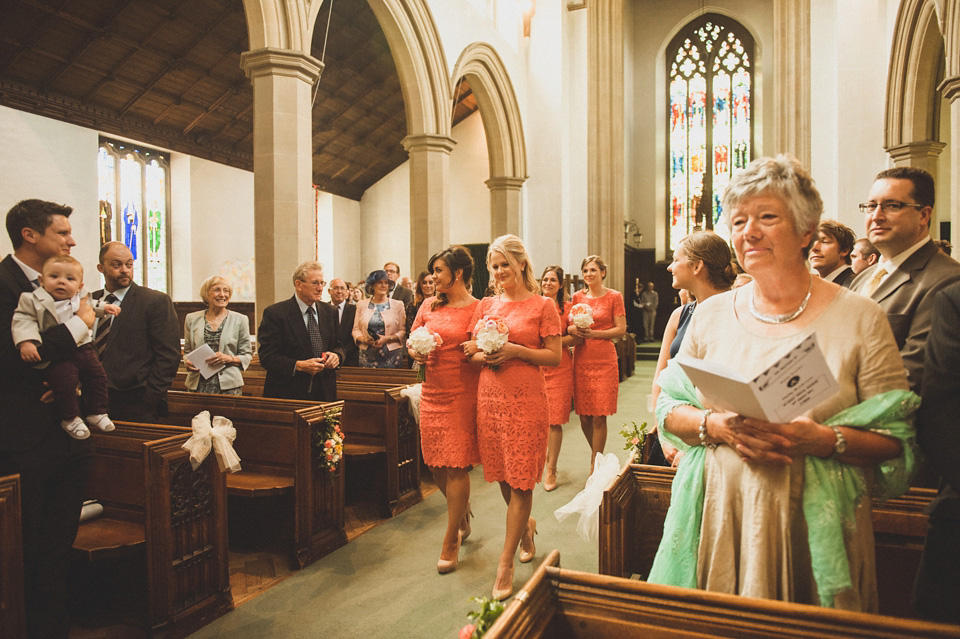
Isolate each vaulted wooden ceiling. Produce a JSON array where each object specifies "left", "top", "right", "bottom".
[{"left": 0, "top": 0, "right": 478, "bottom": 201}]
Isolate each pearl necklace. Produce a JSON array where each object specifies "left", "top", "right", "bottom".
[{"left": 748, "top": 277, "right": 813, "bottom": 324}]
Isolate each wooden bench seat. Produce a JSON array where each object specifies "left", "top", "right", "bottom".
[
  {"left": 72, "top": 518, "right": 146, "bottom": 561},
  {"left": 0, "top": 474, "right": 25, "bottom": 639},
  {"left": 162, "top": 391, "right": 346, "bottom": 568},
  {"left": 485, "top": 550, "right": 960, "bottom": 639}
]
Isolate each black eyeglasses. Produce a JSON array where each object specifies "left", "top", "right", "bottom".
[{"left": 858, "top": 200, "right": 925, "bottom": 214}]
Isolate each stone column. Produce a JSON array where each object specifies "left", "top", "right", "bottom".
[
  {"left": 886, "top": 140, "right": 947, "bottom": 175},
  {"left": 939, "top": 76, "right": 960, "bottom": 249},
  {"left": 241, "top": 48, "right": 323, "bottom": 324},
  {"left": 774, "top": 0, "right": 811, "bottom": 166},
  {"left": 486, "top": 176, "right": 524, "bottom": 238},
  {"left": 586, "top": 0, "right": 624, "bottom": 291},
  {"left": 402, "top": 134, "right": 456, "bottom": 273}
]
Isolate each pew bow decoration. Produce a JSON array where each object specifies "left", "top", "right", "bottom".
[
  {"left": 554, "top": 452, "right": 622, "bottom": 542},
  {"left": 182, "top": 410, "right": 242, "bottom": 473}
]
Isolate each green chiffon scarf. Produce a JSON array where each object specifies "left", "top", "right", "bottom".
[{"left": 647, "top": 359, "right": 920, "bottom": 608}]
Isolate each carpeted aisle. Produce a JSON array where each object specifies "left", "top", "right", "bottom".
[{"left": 188, "top": 361, "right": 657, "bottom": 639}]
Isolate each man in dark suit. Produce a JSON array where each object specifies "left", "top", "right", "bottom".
[
  {"left": 911, "top": 281, "right": 960, "bottom": 623},
  {"left": 851, "top": 167, "right": 960, "bottom": 393},
  {"left": 93, "top": 241, "right": 180, "bottom": 422},
  {"left": 384, "top": 261, "right": 414, "bottom": 307},
  {"left": 328, "top": 278, "right": 358, "bottom": 367},
  {"left": 259, "top": 261, "right": 344, "bottom": 401},
  {"left": 810, "top": 219, "right": 856, "bottom": 287},
  {"left": 0, "top": 199, "right": 94, "bottom": 639}
]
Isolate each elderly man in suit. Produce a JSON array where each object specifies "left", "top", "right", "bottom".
[
  {"left": 93, "top": 241, "right": 181, "bottom": 422},
  {"left": 258, "top": 261, "right": 344, "bottom": 401},
  {"left": 383, "top": 261, "right": 414, "bottom": 307},
  {"left": 0, "top": 199, "right": 95, "bottom": 639},
  {"left": 851, "top": 167, "right": 960, "bottom": 393},
  {"left": 809, "top": 219, "right": 856, "bottom": 287},
  {"left": 328, "top": 277, "right": 358, "bottom": 367}
]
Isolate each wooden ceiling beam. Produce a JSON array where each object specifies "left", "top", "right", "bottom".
[{"left": 0, "top": 0, "right": 73, "bottom": 77}]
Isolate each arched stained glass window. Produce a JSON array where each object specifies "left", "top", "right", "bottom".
[
  {"left": 97, "top": 139, "right": 170, "bottom": 292},
  {"left": 667, "top": 14, "right": 754, "bottom": 250}
]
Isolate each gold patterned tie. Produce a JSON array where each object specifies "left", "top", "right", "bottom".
[{"left": 866, "top": 267, "right": 887, "bottom": 297}]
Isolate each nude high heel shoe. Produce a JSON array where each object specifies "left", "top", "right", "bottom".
[
  {"left": 459, "top": 504, "right": 473, "bottom": 542},
  {"left": 437, "top": 532, "right": 462, "bottom": 574},
  {"left": 492, "top": 564, "right": 514, "bottom": 601},
  {"left": 518, "top": 517, "right": 538, "bottom": 563},
  {"left": 543, "top": 466, "right": 558, "bottom": 491}
]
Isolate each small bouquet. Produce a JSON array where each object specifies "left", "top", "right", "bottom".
[
  {"left": 459, "top": 596, "right": 505, "bottom": 638},
  {"left": 407, "top": 326, "right": 443, "bottom": 382},
  {"left": 313, "top": 411, "right": 344, "bottom": 475},
  {"left": 473, "top": 315, "right": 510, "bottom": 370},
  {"left": 619, "top": 421, "right": 649, "bottom": 461},
  {"left": 569, "top": 302, "right": 594, "bottom": 329}
]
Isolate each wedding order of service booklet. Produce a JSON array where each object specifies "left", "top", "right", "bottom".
[{"left": 675, "top": 334, "right": 839, "bottom": 423}]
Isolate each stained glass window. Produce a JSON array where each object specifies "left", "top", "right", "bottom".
[
  {"left": 667, "top": 14, "right": 753, "bottom": 250},
  {"left": 97, "top": 139, "right": 170, "bottom": 292}
]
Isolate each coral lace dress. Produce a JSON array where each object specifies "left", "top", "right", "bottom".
[
  {"left": 572, "top": 289, "right": 625, "bottom": 416},
  {"left": 412, "top": 297, "right": 481, "bottom": 468},
  {"left": 543, "top": 300, "right": 574, "bottom": 425},
  {"left": 471, "top": 294, "right": 561, "bottom": 490}
]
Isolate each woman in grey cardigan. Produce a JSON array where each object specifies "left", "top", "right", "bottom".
[{"left": 183, "top": 276, "right": 252, "bottom": 394}]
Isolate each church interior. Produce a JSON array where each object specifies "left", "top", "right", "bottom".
[{"left": 1, "top": 0, "right": 959, "bottom": 637}]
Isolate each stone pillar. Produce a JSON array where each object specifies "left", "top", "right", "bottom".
[
  {"left": 402, "top": 134, "right": 456, "bottom": 273},
  {"left": 486, "top": 176, "right": 524, "bottom": 238},
  {"left": 939, "top": 76, "right": 960, "bottom": 249},
  {"left": 586, "top": 0, "right": 624, "bottom": 292},
  {"left": 886, "top": 140, "right": 947, "bottom": 175},
  {"left": 774, "top": 0, "right": 811, "bottom": 166},
  {"left": 241, "top": 48, "right": 323, "bottom": 324}
]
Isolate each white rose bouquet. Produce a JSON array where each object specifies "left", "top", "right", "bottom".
[
  {"left": 406, "top": 326, "right": 443, "bottom": 382},
  {"left": 473, "top": 315, "right": 510, "bottom": 370},
  {"left": 569, "top": 302, "right": 594, "bottom": 329}
]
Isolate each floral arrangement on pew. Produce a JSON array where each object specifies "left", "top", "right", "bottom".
[
  {"left": 473, "top": 315, "right": 509, "bottom": 370},
  {"left": 459, "top": 596, "right": 505, "bottom": 638},
  {"left": 406, "top": 326, "right": 443, "bottom": 382},
  {"left": 312, "top": 409, "right": 344, "bottom": 475},
  {"left": 568, "top": 302, "right": 594, "bottom": 329},
  {"left": 619, "top": 421, "right": 648, "bottom": 462}
]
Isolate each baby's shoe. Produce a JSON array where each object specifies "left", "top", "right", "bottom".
[
  {"left": 62, "top": 417, "right": 90, "bottom": 440},
  {"left": 86, "top": 414, "right": 115, "bottom": 432}
]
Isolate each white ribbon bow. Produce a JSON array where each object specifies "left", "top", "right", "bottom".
[
  {"left": 182, "top": 410, "right": 242, "bottom": 473},
  {"left": 399, "top": 383, "right": 422, "bottom": 424}
]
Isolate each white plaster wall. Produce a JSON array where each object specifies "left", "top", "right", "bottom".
[
  {"left": 449, "top": 111, "right": 491, "bottom": 245},
  {"left": 563, "top": 6, "right": 589, "bottom": 271},
  {"left": 358, "top": 161, "right": 411, "bottom": 278},
  {"left": 331, "top": 195, "right": 361, "bottom": 285},
  {"left": 0, "top": 106, "right": 100, "bottom": 278},
  {"left": 188, "top": 158, "right": 255, "bottom": 301},
  {"left": 169, "top": 154, "right": 193, "bottom": 301},
  {"left": 810, "top": 0, "right": 840, "bottom": 222}
]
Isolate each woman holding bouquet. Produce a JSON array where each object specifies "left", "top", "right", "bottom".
[
  {"left": 570, "top": 255, "right": 626, "bottom": 472},
  {"left": 409, "top": 246, "right": 480, "bottom": 574},
  {"left": 468, "top": 234, "right": 561, "bottom": 600},
  {"left": 540, "top": 265, "right": 578, "bottom": 491}
]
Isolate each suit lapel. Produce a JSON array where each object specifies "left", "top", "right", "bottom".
[
  {"left": 872, "top": 240, "right": 935, "bottom": 303},
  {"left": 288, "top": 297, "right": 312, "bottom": 352},
  {"left": 2, "top": 255, "right": 32, "bottom": 292}
]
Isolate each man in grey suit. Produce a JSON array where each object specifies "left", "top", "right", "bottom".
[
  {"left": 384, "top": 261, "right": 414, "bottom": 307},
  {"left": 851, "top": 167, "right": 960, "bottom": 393},
  {"left": 93, "top": 242, "right": 181, "bottom": 422}
]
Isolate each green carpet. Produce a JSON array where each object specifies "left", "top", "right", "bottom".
[{"left": 189, "top": 362, "right": 657, "bottom": 638}]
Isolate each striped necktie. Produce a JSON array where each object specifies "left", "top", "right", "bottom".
[{"left": 95, "top": 294, "right": 118, "bottom": 358}]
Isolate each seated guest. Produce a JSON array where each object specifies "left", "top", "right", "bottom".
[
  {"left": 809, "top": 219, "right": 856, "bottom": 287},
  {"left": 353, "top": 270, "right": 406, "bottom": 368},
  {"left": 850, "top": 237, "right": 879, "bottom": 275},
  {"left": 183, "top": 276, "right": 252, "bottom": 395},
  {"left": 650, "top": 155, "right": 918, "bottom": 612}
]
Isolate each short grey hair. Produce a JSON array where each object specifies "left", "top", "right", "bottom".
[
  {"left": 292, "top": 260, "right": 324, "bottom": 285},
  {"left": 722, "top": 154, "right": 823, "bottom": 241}
]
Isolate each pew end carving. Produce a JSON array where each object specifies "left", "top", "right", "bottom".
[{"left": 0, "top": 474, "right": 25, "bottom": 639}]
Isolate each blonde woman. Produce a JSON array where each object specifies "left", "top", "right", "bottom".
[{"left": 183, "top": 276, "right": 252, "bottom": 395}]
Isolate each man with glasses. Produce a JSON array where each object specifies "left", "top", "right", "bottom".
[
  {"left": 258, "top": 260, "right": 344, "bottom": 401},
  {"left": 851, "top": 167, "right": 960, "bottom": 393},
  {"left": 383, "top": 261, "right": 414, "bottom": 307}
]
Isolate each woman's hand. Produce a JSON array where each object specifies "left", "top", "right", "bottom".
[
  {"left": 205, "top": 352, "right": 235, "bottom": 367},
  {"left": 411, "top": 350, "right": 428, "bottom": 364},
  {"left": 702, "top": 411, "right": 793, "bottom": 465},
  {"left": 568, "top": 326, "right": 591, "bottom": 339},
  {"left": 738, "top": 416, "right": 833, "bottom": 462},
  {"left": 373, "top": 335, "right": 391, "bottom": 349},
  {"left": 184, "top": 359, "right": 199, "bottom": 372},
  {"left": 461, "top": 340, "right": 478, "bottom": 357},
  {"left": 483, "top": 342, "right": 518, "bottom": 366}
]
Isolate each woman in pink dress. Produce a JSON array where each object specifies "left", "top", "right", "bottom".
[
  {"left": 468, "top": 235, "right": 561, "bottom": 600},
  {"left": 540, "top": 265, "right": 578, "bottom": 492},
  {"left": 570, "top": 255, "right": 626, "bottom": 472},
  {"left": 410, "top": 246, "right": 480, "bottom": 575}
]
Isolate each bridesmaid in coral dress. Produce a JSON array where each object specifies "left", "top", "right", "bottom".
[
  {"left": 410, "top": 246, "right": 480, "bottom": 575},
  {"left": 468, "top": 235, "right": 561, "bottom": 601},
  {"left": 540, "top": 265, "right": 579, "bottom": 492},
  {"left": 570, "top": 255, "right": 626, "bottom": 472}
]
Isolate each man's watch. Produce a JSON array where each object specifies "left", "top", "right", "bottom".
[{"left": 828, "top": 425, "right": 847, "bottom": 458}]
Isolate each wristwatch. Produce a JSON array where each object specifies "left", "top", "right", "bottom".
[{"left": 828, "top": 424, "right": 847, "bottom": 458}]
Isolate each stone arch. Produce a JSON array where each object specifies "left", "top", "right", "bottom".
[
  {"left": 451, "top": 42, "right": 528, "bottom": 237},
  {"left": 241, "top": 0, "right": 328, "bottom": 53}
]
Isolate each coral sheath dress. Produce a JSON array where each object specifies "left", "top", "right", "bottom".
[
  {"left": 543, "top": 300, "right": 574, "bottom": 425},
  {"left": 572, "top": 289, "right": 625, "bottom": 416},
  {"left": 472, "top": 295, "right": 561, "bottom": 490},
  {"left": 412, "top": 297, "right": 481, "bottom": 468}
]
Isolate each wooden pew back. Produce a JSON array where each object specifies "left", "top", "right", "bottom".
[{"left": 0, "top": 474, "right": 25, "bottom": 639}]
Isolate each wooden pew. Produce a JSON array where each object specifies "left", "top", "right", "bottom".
[
  {"left": 171, "top": 368, "right": 266, "bottom": 397},
  {"left": 74, "top": 422, "right": 232, "bottom": 637},
  {"left": 337, "top": 379, "right": 420, "bottom": 517},
  {"left": 337, "top": 365, "right": 418, "bottom": 386},
  {"left": 485, "top": 550, "right": 959, "bottom": 639},
  {"left": 162, "top": 391, "right": 346, "bottom": 568},
  {"left": 0, "top": 474, "right": 25, "bottom": 639},
  {"left": 599, "top": 463, "right": 935, "bottom": 618}
]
